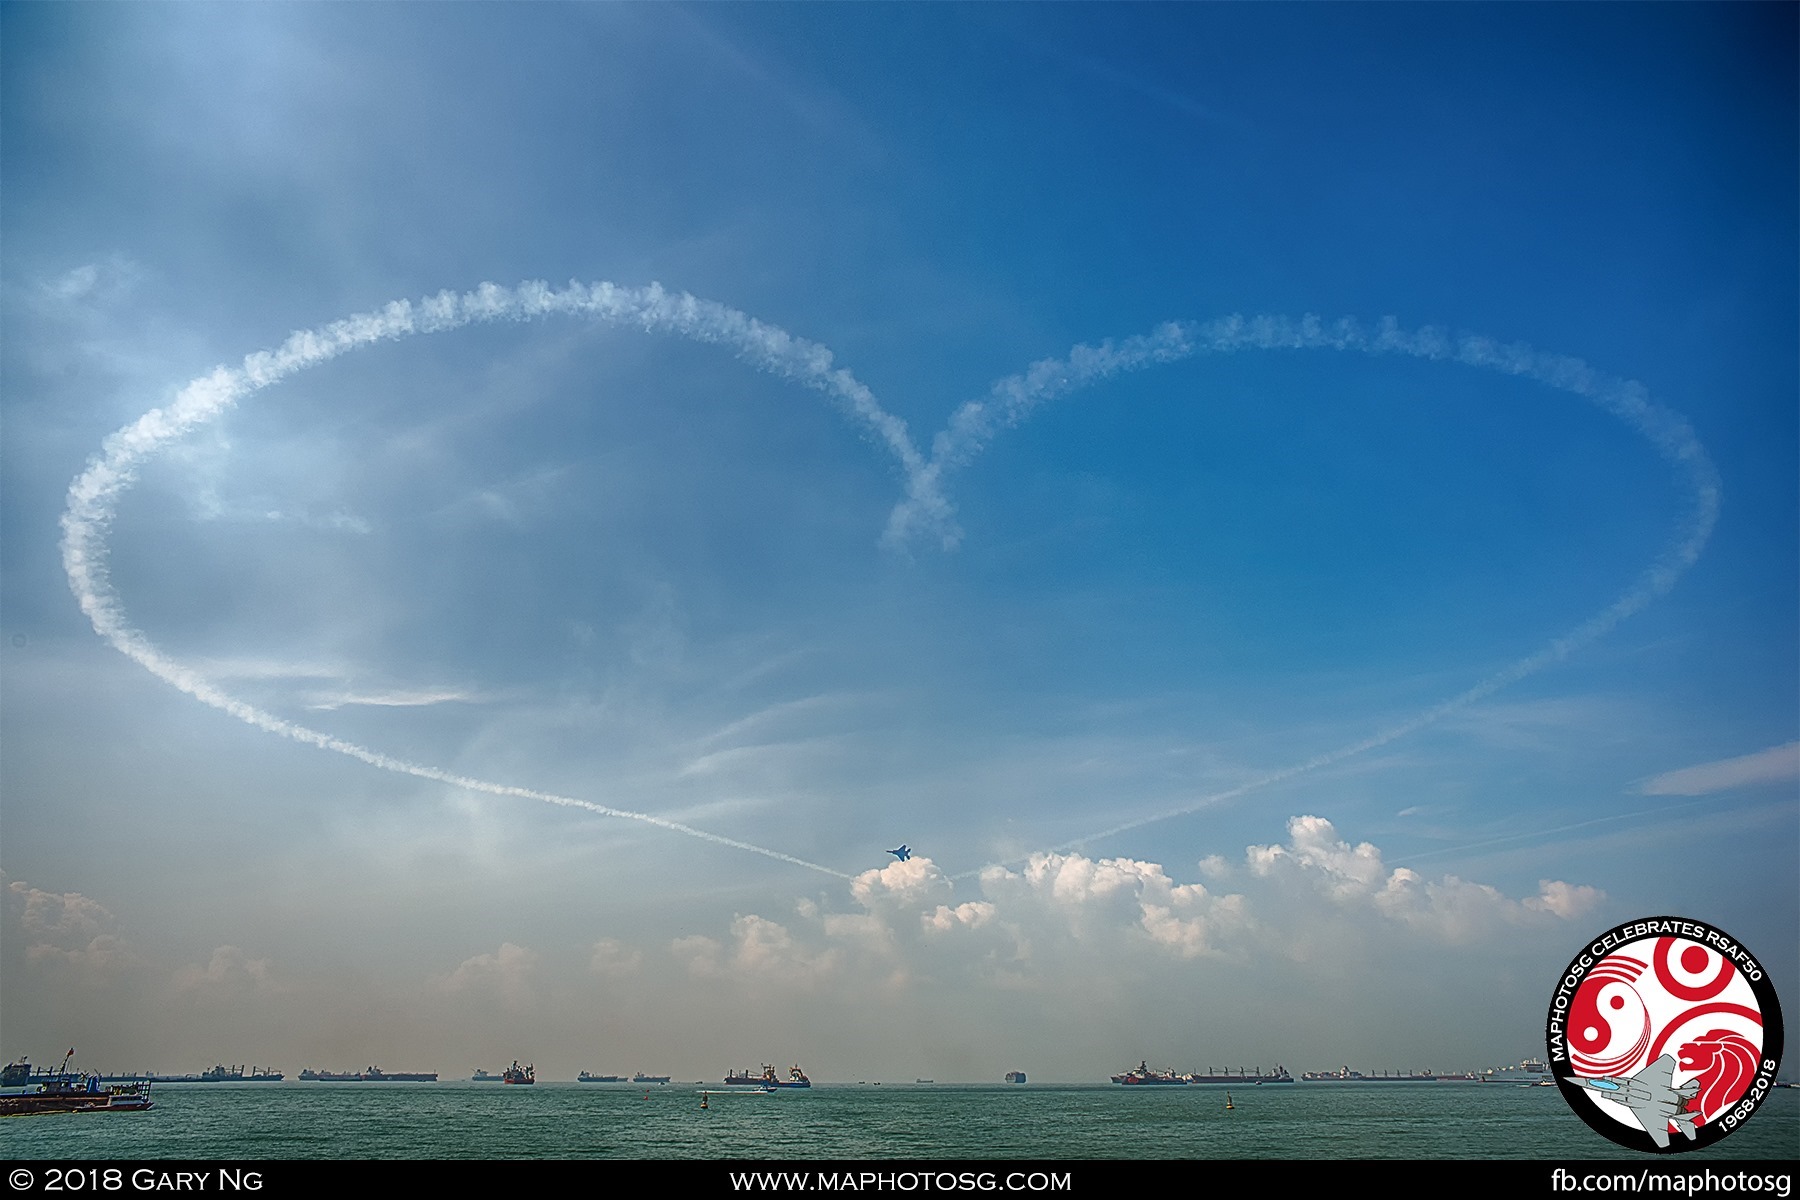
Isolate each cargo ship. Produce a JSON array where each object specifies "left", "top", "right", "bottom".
[
  {"left": 132, "top": 1065, "right": 284, "bottom": 1083},
  {"left": 723, "top": 1064, "right": 810, "bottom": 1089},
  {"left": 633, "top": 1071, "right": 671, "bottom": 1084},
  {"left": 1004, "top": 1071, "right": 1027, "bottom": 1084},
  {"left": 11, "top": 1060, "right": 282, "bottom": 1085},
  {"left": 1112, "top": 1061, "right": 1188, "bottom": 1085},
  {"left": 3, "top": 1057, "right": 203, "bottom": 1086},
  {"left": 298, "top": 1066, "right": 438, "bottom": 1082},
  {"left": 1300, "top": 1066, "right": 1437, "bottom": 1081},
  {"left": 2, "top": 1060, "right": 42, "bottom": 1088},
  {"left": 1183, "top": 1065, "right": 1293, "bottom": 1085},
  {"left": 191, "top": 1064, "right": 282, "bottom": 1082},
  {"left": 577, "top": 1071, "right": 624, "bottom": 1083},
  {"left": 1478, "top": 1058, "right": 1550, "bottom": 1083},
  {"left": 502, "top": 1061, "right": 534, "bottom": 1085}
]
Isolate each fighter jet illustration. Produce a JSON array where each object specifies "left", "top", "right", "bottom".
[
  {"left": 1568, "top": 1054, "right": 1701, "bottom": 1149},
  {"left": 887, "top": 845, "right": 911, "bottom": 862}
]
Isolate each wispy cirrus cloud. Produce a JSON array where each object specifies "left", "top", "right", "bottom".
[
  {"left": 1637, "top": 742, "right": 1800, "bottom": 796},
  {"left": 301, "top": 687, "right": 481, "bottom": 711}
]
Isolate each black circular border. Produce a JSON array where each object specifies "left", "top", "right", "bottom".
[{"left": 1545, "top": 915, "right": 1785, "bottom": 1153}]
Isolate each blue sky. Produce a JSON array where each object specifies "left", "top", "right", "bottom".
[{"left": 2, "top": 3, "right": 1794, "bottom": 1085}]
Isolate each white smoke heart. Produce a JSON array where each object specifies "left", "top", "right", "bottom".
[{"left": 60, "top": 282, "right": 1720, "bottom": 879}]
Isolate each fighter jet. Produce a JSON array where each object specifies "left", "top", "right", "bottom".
[
  {"left": 887, "top": 845, "right": 911, "bottom": 862},
  {"left": 1567, "top": 1054, "right": 1701, "bottom": 1149}
]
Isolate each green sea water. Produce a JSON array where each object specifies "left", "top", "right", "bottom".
[{"left": 3, "top": 1082, "right": 1796, "bottom": 1161}]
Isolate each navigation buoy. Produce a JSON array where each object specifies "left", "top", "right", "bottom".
[{"left": 1225, "top": 1092, "right": 1235, "bottom": 1110}]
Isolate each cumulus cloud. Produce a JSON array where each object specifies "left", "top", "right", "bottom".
[
  {"left": 10, "top": 879, "right": 118, "bottom": 944},
  {"left": 674, "top": 914, "right": 842, "bottom": 987},
  {"left": 1637, "top": 742, "right": 1800, "bottom": 796},
  {"left": 4, "top": 878, "right": 137, "bottom": 976},
  {"left": 172, "top": 945, "right": 276, "bottom": 997},
  {"left": 1524, "top": 879, "right": 1606, "bottom": 920},
  {"left": 652, "top": 818, "right": 1606, "bottom": 1008},
  {"left": 1244, "top": 815, "right": 1602, "bottom": 942},
  {"left": 975, "top": 852, "right": 1247, "bottom": 960},
  {"left": 437, "top": 942, "right": 539, "bottom": 1010},
  {"left": 589, "top": 938, "right": 643, "bottom": 976},
  {"left": 852, "top": 856, "right": 954, "bottom": 910}
]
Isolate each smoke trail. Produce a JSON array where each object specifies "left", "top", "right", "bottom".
[
  {"left": 59, "top": 280, "right": 938, "bottom": 881},
  {"left": 65, "top": 287, "right": 1720, "bottom": 882},
  {"left": 923, "top": 315, "right": 1721, "bottom": 873}
]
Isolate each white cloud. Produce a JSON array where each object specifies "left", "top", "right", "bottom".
[
  {"left": 4, "top": 878, "right": 139, "bottom": 980},
  {"left": 40, "top": 256, "right": 144, "bottom": 308},
  {"left": 852, "top": 857, "right": 954, "bottom": 910},
  {"left": 172, "top": 945, "right": 276, "bottom": 997},
  {"left": 437, "top": 943, "right": 539, "bottom": 1010},
  {"left": 657, "top": 818, "right": 1605, "bottom": 1002},
  {"left": 10, "top": 879, "right": 119, "bottom": 945},
  {"left": 1525, "top": 879, "right": 1606, "bottom": 920},
  {"left": 589, "top": 938, "right": 643, "bottom": 976},
  {"left": 1637, "top": 742, "right": 1800, "bottom": 796},
  {"left": 674, "top": 915, "right": 843, "bottom": 987},
  {"left": 1244, "top": 815, "right": 1603, "bottom": 943},
  {"left": 976, "top": 852, "right": 1245, "bottom": 960},
  {"left": 302, "top": 687, "right": 480, "bottom": 711}
]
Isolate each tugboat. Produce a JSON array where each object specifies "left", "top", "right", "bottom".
[
  {"left": 502, "top": 1061, "right": 534, "bottom": 1085},
  {"left": 723, "top": 1064, "right": 810, "bottom": 1089},
  {"left": 0, "top": 1075, "right": 154, "bottom": 1116}
]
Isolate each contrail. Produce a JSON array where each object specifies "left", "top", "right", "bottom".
[
  {"left": 926, "top": 315, "right": 1721, "bottom": 876},
  {"left": 59, "top": 280, "right": 931, "bottom": 881},
  {"left": 1387, "top": 795, "right": 1730, "bottom": 868}
]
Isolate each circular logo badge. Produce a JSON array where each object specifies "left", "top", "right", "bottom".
[{"left": 1547, "top": 916, "right": 1784, "bottom": 1153}]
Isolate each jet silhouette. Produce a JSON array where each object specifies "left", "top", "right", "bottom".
[{"left": 1569, "top": 1054, "right": 1701, "bottom": 1149}]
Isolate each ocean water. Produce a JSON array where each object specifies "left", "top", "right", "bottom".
[{"left": 2, "top": 1082, "right": 1796, "bottom": 1161}]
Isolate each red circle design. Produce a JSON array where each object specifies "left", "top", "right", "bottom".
[{"left": 1654, "top": 936, "right": 1733, "bottom": 1001}]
